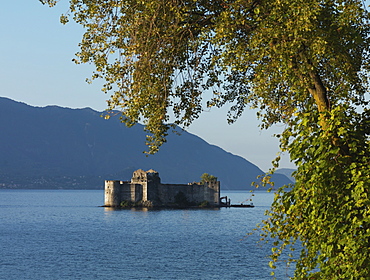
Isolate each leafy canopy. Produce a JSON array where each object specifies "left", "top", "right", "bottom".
[
  {"left": 41, "top": 0, "right": 370, "bottom": 278},
  {"left": 200, "top": 173, "right": 218, "bottom": 183}
]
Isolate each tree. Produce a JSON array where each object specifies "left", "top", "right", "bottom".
[
  {"left": 200, "top": 173, "right": 217, "bottom": 184},
  {"left": 40, "top": 0, "right": 370, "bottom": 278}
]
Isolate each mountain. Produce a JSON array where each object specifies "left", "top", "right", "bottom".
[
  {"left": 275, "top": 168, "right": 296, "bottom": 182},
  {"left": 0, "top": 97, "right": 292, "bottom": 190}
]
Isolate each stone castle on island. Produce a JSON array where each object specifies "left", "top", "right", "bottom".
[{"left": 105, "top": 169, "right": 220, "bottom": 207}]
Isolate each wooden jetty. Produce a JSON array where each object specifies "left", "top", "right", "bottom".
[{"left": 220, "top": 196, "right": 255, "bottom": 208}]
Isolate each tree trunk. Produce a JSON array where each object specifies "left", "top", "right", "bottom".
[{"left": 307, "top": 71, "right": 330, "bottom": 113}]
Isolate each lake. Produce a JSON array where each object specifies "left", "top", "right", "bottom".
[{"left": 0, "top": 189, "right": 293, "bottom": 279}]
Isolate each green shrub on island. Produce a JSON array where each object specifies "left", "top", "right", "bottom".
[
  {"left": 120, "top": 200, "right": 134, "bottom": 207},
  {"left": 200, "top": 173, "right": 217, "bottom": 184},
  {"left": 199, "top": 200, "right": 210, "bottom": 208},
  {"left": 120, "top": 200, "right": 154, "bottom": 208}
]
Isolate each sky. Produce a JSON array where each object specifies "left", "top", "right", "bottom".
[{"left": 0, "top": 1, "right": 294, "bottom": 171}]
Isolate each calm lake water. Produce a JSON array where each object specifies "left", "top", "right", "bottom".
[{"left": 0, "top": 190, "right": 293, "bottom": 279}]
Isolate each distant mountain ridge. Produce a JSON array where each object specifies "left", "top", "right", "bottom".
[
  {"left": 275, "top": 168, "right": 296, "bottom": 182},
  {"left": 0, "top": 97, "right": 292, "bottom": 190}
]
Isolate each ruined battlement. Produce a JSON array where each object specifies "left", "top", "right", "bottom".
[{"left": 104, "top": 169, "right": 220, "bottom": 208}]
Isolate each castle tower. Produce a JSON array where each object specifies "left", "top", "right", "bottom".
[
  {"left": 207, "top": 180, "right": 221, "bottom": 206},
  {"left": 130, "top": 169, "right": 148, "bottom": 201},
  {"left": 145, "top": 170, "right": 161, "bottom": 204},
  {"left": 104, "top": 180, "right": 122, "bottom": 207}
]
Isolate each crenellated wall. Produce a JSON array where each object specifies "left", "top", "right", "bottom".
[{"left": 104, "top": 169, "right": 220, "bottom": 207}]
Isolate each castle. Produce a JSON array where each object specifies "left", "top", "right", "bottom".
[{"left": 104, "top": 169, "right": 220, "bottom": 207}]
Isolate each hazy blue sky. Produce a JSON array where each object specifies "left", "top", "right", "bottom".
[{"left": 1, "top": 1, "right": 294, "bottom": 171}]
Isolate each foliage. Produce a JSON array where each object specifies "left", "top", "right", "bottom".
[
  {"left": 263, "top": 106, "right": 370, "bottom": 278},
  {"left": 40, "top": 0, "right": 370, "bottom": 278},
  {"left": 120, "top": 200, "right": 134, "bottom": 207},
  {"left": 199, "top": 200, "right": 211, "bottom": 208},
  {"left": 200, "top": 173, "right": 218, "bottom": 184}
]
